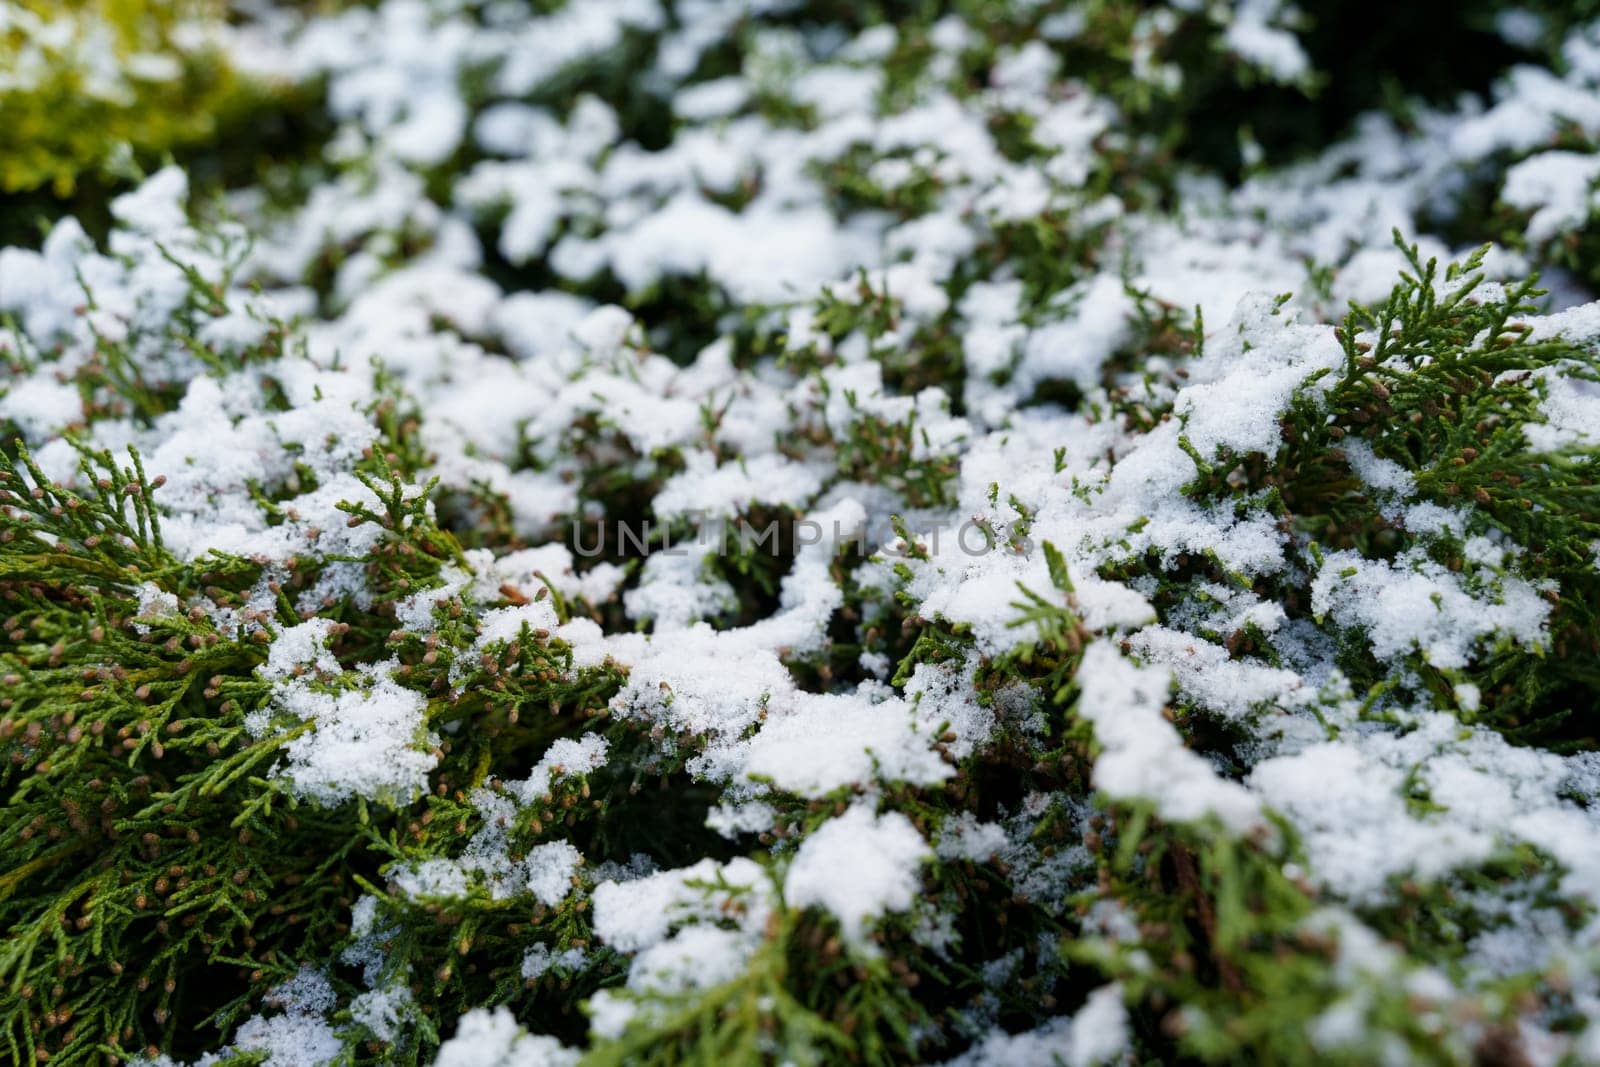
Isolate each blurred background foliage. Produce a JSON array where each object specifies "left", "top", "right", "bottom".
[
  {"left": 3, "top": 0, "right": 1599, "bottom": 249},
  {"left": 2, "top": 0, "right": 243, "bottom": 196},
  {"left": 0, "top": 0, "right": 324, "bottom": 245}
]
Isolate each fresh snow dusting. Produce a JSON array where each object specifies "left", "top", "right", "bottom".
[
  {"left": 255, "top": 668, "right": 439, "bottom": 805},
  {"left": 784, "top": 804, "right": 932, "bottom": 947},
  {"left": 433, "top": 1008, "right": 579, "bottom": 1067},
  {"left": 6, "top": 0, "right": 1600, "bottom": 1064},
  {"left": 938, "top": 984, "right": 1130, "bottom": 1067}
]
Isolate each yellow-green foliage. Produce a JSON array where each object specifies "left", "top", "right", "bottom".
[{"left": 0, "top": 0, "right": 246, "bottom": 195}]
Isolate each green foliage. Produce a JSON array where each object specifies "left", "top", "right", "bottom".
[
  {"left": 582, "top": 906, "right": 920, "bottom": 1067},
  {"left": 1148, "top": 236, "right": 1600, "bottom": 743},
  {"left": 0, "top": 431, "right": 626, "bottom": 1063},
  {"left": 1, "top": 1, "right": 249, "bottom": 198},
  {"left": 7, "top": 1, "right": 1600, "bottom": 1063},
  {"left": 1293, "top": 239, "right": 1599, "bottom": 739},
  {"left": 1066, "top": 806, "right": 1472, "bottom": 1065}
]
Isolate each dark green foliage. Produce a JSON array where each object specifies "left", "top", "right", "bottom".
[
  {"left": 1292, "top": 239, "right": 1599, "bottom": 740},
  {"left": 0, "top": 436, "right": 626, "bottom": 1063},
  {"left": 7, "top": 2, "right": 1600, "bottom": 1064}
]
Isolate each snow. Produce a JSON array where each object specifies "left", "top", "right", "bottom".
[
  {"left": 1126, "top": 625, "right": 1307, "bottom": 719},
  {"left": 742, "top": 689, "right": 952, "bottom": 796},
  {"left": 938, "top": 984, "right": 1130, "bottom": 1066},
  {"left": 1250, "top": 739, "right": 1494, "bottom": 902},
  {"left": 162, "top": 969, "right": 347, "bottom": 1067},
  {"left": 1502, "top": 151, "right": 1600, "bottom": 244},
  {"left": 434, "top": 1008, "right": 580, "bottom": 1067},
  {"left": 522, "top": 841, "right": 584, "bottom": 907},
  {"left": 10, "top": 2, "right": 1600, "bottom": 1062},
  {"left": 785, "top": 804, "right": 931, "bottom": 946},
  {"left": 588, "top": 856, "right": 775, "bottom": 1035},
  {"left": 110, "top": 165, "right": 190, "bottom": 235},
  {"left": 262, "top": 669, "right": 438, "bottom": 806},
  {"left": 935, "top": 813, "right": 1009, "bottom": 863},
  {"left": 1311, "top": 549, "right": 1550, "bottom": 671},
  {"left": 260, "top": 619, "right": 342, "bottom": 681},
  {"left": 1223, "top": 2, "right": 1310, "bottom": 85},
  {"left": 350, "top": 982, "right": 413, "bottom": 1043},
  {"left": 511, "top": 734, "right": 611, "bottom": 806},
  {"left": 1017, "top": 276, "right": 1137, "bottom": 397},
  {"left": 1075, "top": 642, "right": 1264, "bottom": 834},
  {"left": 593, "top": 857, "right": 771, "bottom": 955},
  {"left": 0, "top": 375, "right": 82, "bottom": 438},
  {"left": 521, "top": 942, "right": 588, "bottom": 981}
]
